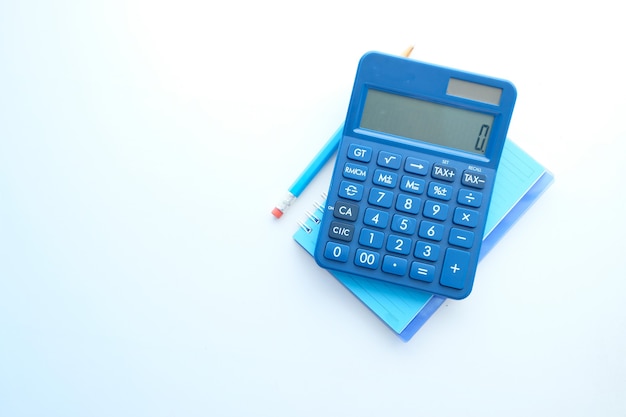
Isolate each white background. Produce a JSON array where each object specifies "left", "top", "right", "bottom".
[{"left": 1, "top": 1, "right": 625, "bottom": 416}]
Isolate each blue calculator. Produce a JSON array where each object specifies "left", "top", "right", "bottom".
[{"left": 314, "top": 52, "right": 516, "bottom": 299}]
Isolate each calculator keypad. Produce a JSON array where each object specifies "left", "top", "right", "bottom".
[{"left": 316, "top": 139, "right": 495, "bottom": 300}]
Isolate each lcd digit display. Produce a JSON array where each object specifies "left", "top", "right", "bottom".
[{"left": 359, "top": 89, "right": 495, "bottom": 155}]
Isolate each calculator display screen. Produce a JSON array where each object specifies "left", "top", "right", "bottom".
[{"left": 360, "top": 89, "right": 495, "bottom": 155}]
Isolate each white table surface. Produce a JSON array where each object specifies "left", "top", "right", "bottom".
[{"left": 1, "top": 1, "right": 625, "bottom": 416}]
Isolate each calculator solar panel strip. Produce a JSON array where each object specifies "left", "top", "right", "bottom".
[{"left": 314, "top": 52, "right": 516, "bottom": 300}]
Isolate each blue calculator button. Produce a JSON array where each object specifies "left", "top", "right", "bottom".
[
  {"left": 427, "top": 182, "right": 453, "bottom": 201},
  {"left": 347, "top": 144, "right": 372, "bottom": 162},
  {"left": 457, "top": 189, "right": 483, "bottom": 207},
  {"left": 395, "top": 194, "right": 421, "bottom": 214},
  {"left": 382, "top": 255, "right": 408, "bottom": 276},
  {"left": 391, "top": 214, "right": 417, "bottom": 235},
  {"left": 399, "top": 175, "right": 425, "bottom": 194},
  {"left": 462, "top": 170, "right": 487, "bottom": 189},
  {"left": 453, "top": 207, "right": 480, "bottom": 227},
  {"left": 418, "top": 220, "right": 444, "bottom": 241},
  {"left": 359, "top": 228, "right": 385, "bottom": 249},
  {"left": 328, "top": 221, "right": 355, "bottom": 242},
  {"left": 432, "top": 164, "right": 457, "bottom": 182},
  {"left": 386, "top": 234, "right": 412, "bottom": 255},
  {"left": 423, "top": 200, "right": 449, "bottom": 221},
  {"left": 373, "top": 169, "right": 398, "bottom": 187},
  {"left": 414, "top": 241, "right": 440, "bottom": 261},
  {"left": 377, "top": 151, "right": 402, "bottom": 169},
  {"left": 333, "top": 200, "right": 360, "bottom": 221},
  {"left": 338, "top": 181, "right": 364, "bottom": 201},
  {"left": 410, "top": 262, "right": 435, "bottom": 282},
  {"left": 449, "top": 228, "right": 474, "bottom": 248},
  {"left": 405, "top": 157, "right": 429, "bottom": 175},
  {"left": 363, "top": 208, "right": 389, "bottom": 228},
  {"left": 343, "top": 162, "right": 368, "bottom": 181},
  {"left": 440, "top": 248, "right": 470, "bottom": 290},
  {"left": 354, "top": 249, "right": 380, "bottom": 269},
  {"left": 368, "top": 187, "right": 394, "bottom": 208},
  {"left": 324, "top": 242, "right": 350, "bottom": 262}
]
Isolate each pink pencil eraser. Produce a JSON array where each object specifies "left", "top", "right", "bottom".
[{"left": 271, "top": 207, "right": 284, "bottom": 218}]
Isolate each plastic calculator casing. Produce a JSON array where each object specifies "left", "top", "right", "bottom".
[{"left": 313, "top": 52, "right": 516, "bottom": 300}]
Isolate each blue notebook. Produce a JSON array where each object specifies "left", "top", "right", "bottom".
[{"left": 293, "top": 139, "right": 553, "bottom": 341}]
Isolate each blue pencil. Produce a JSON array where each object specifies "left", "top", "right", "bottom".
[{"left": 271, "top": 125, "right": 343, "bottom": 218}]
